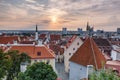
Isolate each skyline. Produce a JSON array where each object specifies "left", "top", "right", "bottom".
[{"left": 0, "top": 0, "right": 120, "bottom": 31}]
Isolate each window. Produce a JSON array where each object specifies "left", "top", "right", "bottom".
[
  {"left": 77, "top": 42, "right": 79, "bottom": 45},
  {"left": 46, "top": 60, "right": 50, "bottom": 64},
  {"left": 80, "top": 67, "right": 82, "bottom": 70},
  {"left": 73, "top": 48, "right": 75, "bottom": 50},
  {"left": 69, "top": 53, "right": 71, "bottom": 56},
  {"left": 37, "top": 52, "right": 41, "bottom": 56},
  {"left": 34, "top": 60, "right": 37, "bottom": 62},
  {"left": 39, "top": 60, "right": 42, "bottom": 62}
]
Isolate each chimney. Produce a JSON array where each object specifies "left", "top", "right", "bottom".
[{"left": 87, "top": 65, "right": 94, "bottom": 78}]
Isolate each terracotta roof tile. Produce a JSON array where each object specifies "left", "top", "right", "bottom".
[
  {"left": 19, "top": 41, "right": 35, "bottom": 44},
  {"left": 105, "top": 60, "right": 120, "bottom": 76},
  {"left": 49, "top": 44, "right": 64, "bottom": 55},
  {"left": 39, "top": 34, "right": 46, "bottom": 39},
  {"left": 50, "top": 34, "right": 61, "bottom": 41},
  {"left": 93, "top": 38, "right": 111, "bottom": 46},
  {"left": 0, "top": 36, "right": 19, "bottom": 44},
  {"left": 10, "top": 45, "right": 55, "bottom": 59},
  {"left": 70, "top": 37, "right": 106, "bottom": 69}
]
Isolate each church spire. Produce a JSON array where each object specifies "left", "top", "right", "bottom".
[
  {"left": 86, "top": 22, "right": 90, "bottom": 31},
  {"left": 35, "top": 24, "right": 38, "bottom": 41},
  {"left": 36, "top": 24, "right": 38, "bottom": 32}
]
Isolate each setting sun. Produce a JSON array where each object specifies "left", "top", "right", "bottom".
[{"left": 51, "top": 16, "right": 57, "bottom": 23}]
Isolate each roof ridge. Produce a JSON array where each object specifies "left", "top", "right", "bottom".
[
  {"left": 90, "top": 38, "right": 98, "bottom": 69},
  {"left": 44, "top": 46, "right": 55, "bottom": 58}
]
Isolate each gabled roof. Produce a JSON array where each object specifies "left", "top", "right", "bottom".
[
  {"left": 9, "top": 45, "right": 55, "bottom": 59},
  {"left": 70, "top": 37, "right": 106, "bottom": 69}
]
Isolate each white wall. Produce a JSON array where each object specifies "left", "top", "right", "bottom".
[
  {"left": 69, "top": 62, "right": 87, "bottom": 80},
  {"left": 116, "top": 52, "right": 120, "bottom": 61},
  {"left": 111, "top": 50, "right": 120, "bottom": 60},
  {"left": 111, "top": 50, "right": 117, "bottom": 60},
  {"left": 31, "top": 58, "right": 56, "bottom": 71},
  {"left": 64, "top": 37, "right": 83, "bottom": 73}
]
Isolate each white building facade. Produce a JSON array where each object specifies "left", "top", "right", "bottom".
[
  {"left": 64, "top": 36, "right": 83, "bottom": 73},
  {"left": 69, "top": 62, "right": 87, "bottom": 80}
]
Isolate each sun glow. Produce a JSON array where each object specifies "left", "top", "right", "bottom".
[{"left": 51, "top": 16, "right": 57, "bottom": 23}]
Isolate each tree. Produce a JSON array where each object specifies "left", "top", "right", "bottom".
[
  {"left": 89, "top": 69, "right": 120, "bottom": 80},
  {"left": 0, "top": 49, "right": 11, "bottom": 80},
  {"left": 18, "top": 62, "right": 57, "bottom": 80},
  {"left": 6, "top": 50, "right": 31, "bottom": 80}
]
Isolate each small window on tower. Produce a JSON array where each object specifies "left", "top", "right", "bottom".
[
  {"left": 69, "top": 53, "right": 71, "bottom": 56},
  {"left": 73, "top": 48, "right": 75, "bottom": 50},
  {"left": 37, "top": 52, "right": 41, "bottom": 56}
]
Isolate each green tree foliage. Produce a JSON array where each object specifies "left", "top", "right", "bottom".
[
  {"left": 89, "top": 69, "right": 120, "bottom": 80},
  {"left": 0, "top": 49, "right": 11, "bottom": 80},
  {"left": 6, "top": 50, "right": 31, "bottom": 80},
  {"left": 18, "top": 62, "right": 57, "bottom": 80}
]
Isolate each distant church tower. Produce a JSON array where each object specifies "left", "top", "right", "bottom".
[
  {"left": 35, "top": 24, "right": 38, "bottom": 41},
  {"left": 86, "top": 22, "right": 90, "bottom": 31}
]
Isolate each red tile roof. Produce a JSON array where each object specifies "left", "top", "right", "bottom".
[
  {"left": 0, "top": 36, "right": 19, "bottom": 44},
  {"left": 19, "top": 41, "right": 35, "bottom": 44},
  {"left": 70, "top": 37, "right": 106, "bottom": 69},
  {"left": 105, "top": 60, "right": 120, "bottom": 76},
  {"left": 49, "top": 44, "right": 64, "bottom": 55},
  {"left": 39, "top": 34, "right": 46, "bottom": 39},
  {"left": 10, "top": 45, "right": 55, "bottom": 59},
  {"left": 50, "top": 34, "right": 61, "bottom": 41}
]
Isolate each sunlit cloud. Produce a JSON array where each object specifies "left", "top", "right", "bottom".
[{"left": 0, "top": 0, "right": 119, "bottom": 31}]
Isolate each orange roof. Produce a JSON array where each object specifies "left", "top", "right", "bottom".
[
  {"left": 10, "top": 45, "right": 55, "bottom": 59},
  {"left": 70, "top": 37, "right": 106, "bottom": 69},
  {"left": 0, "top": 36, "right": 19, "bottom": 44}
]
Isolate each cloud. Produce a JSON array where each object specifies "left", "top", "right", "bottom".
[
  {"left": 0, "top": 0, "right": 120, "bottom": 31},
  {"left": 25, "top": 0, "right": 36, "bottom": 3}
]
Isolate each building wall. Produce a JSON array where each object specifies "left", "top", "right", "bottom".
[
  {"left": 31, "top": 58, "right": 55, "bottom": 71},
  {"left": 116, "top": 52, "right": 120, "bottom": 61},
  {"left": 69, "top": 62, "right": 87, "bottom": 80},
  {"left": 21, "top": 58, "right": 55, "bottom": 72},
  {"left": 64, "top": 37, "right": 83, "bottom": 73},
  {"left": 111, "top": 50, "right": 117, "bottom": 60}
]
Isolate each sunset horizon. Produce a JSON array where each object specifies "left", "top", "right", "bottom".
[{"left": 0, "top": 0, "right": 120, "bottom": 31}]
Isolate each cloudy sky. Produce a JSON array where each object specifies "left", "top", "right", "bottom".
[{"left": 0, "top": 0, "right": 120, "bottom": 31}]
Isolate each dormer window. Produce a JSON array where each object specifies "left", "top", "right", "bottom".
[{"left": 37, "top": 52, "right": 41, "bottom": 56}]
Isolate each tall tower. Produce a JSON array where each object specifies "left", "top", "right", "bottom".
[
  {"left": 35, "top": 24, "right": 38, "bottom": 41},
  {"left": 86, "top": 22, "right": 90, "bottom": 31}
]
